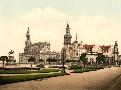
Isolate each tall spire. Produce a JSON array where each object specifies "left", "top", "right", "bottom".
[
  {"left": 26, "top": 27, "right": 30, "bottom": 41},
  {"left": 27, "top": 27, "right": 29, "bottom": 33},
  {"left": 24, "top": 27, "right": 31, "bottom": 53},
  {"left": 67, "top": 21, "right": 69, "bottom": 28},
  {"left": 66, "top": 22, "right": 70, "bottom": 34},
  {"left": 74, "top": 33, "right": 78, "bottom": 43},
  {"left": 76, "top": 33, "right": 77, "bottom": 41}
]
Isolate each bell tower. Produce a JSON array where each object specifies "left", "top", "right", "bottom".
[
  {"left": 24, "top": 27, "right": 31, "bottom": 53},
  {"left": 64, "top": 22, "right": 72, "bottom": 45},
  {"left": 114, "top": 41, "right": 119, "bottom": 54},
  {"left": 113, "top": 41, "right": 119, "bottom": 65},
  {"left": 63, "top": 22, "right": 72, "bottom": 60},
  {"left": 26, "top": 27, "right": 30, "bottom": 40}
]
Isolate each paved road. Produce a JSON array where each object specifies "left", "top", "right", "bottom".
[
  {"left": 107, "top": 72, "right": 121, "bottom": 90},
  {"left": 0, "top": 67, "right": 121, "bottom": 90}
]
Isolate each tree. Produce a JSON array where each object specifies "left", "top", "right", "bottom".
[
  {"left": 96, "top": 53, "right": 106, "bottom": 65},
  {"left": 6, "top": 58, "right": 10, "bottom": 64},
  {"left": 28, "top": 57, "right": 35, "bottom": 67},
  {"left": 79, "top": 53, "right": 88, "bottom": 67},
  {"left": 0, "top": 56, "right": 8, "bottom": 67}
]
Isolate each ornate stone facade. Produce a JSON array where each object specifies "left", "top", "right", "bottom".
[
  {"left": 19, "top": 27, "right": 60, "bottom": 64},
  {"left": 61, "top": 23, "right": 114, "bottom": 63},
  {"left": 62, "top": 23, "right": 86, "bottom": 61}
]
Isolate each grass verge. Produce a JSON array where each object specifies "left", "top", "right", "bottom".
[
  {"left": 0, "top": 73, "right": 68, "bottom": 85},
  {"left": 0, "top": 69, "right": 60, "bottom": 74}
]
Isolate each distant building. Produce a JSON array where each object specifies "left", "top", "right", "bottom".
[
  {"left": 61, "top": 23, "right": 114, "bottom": 63},
  {"left": 19, "top": 27, "right": 60, "bottom": 64},
  {"left": 118, "top": 55, "right": 121, "bottom": 63},
  {"left": 113, "top": 41, "right": 119, "bottom": 65}
]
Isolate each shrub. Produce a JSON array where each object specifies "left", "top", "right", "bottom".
[
  {"left": 86, "top": 67, "right": 104, "bottom": 70},
  {"left": 40, "top": 69, "right": 60, "bottom": 73},
  {"left": 48, "top": 66, "right": 61, "bottom": 68},
  {"left": 72, "top": 68, "right": 97, "bottom": 73},
  {"left": 36, "top": 64, "right": 44, "bottom": 68}
]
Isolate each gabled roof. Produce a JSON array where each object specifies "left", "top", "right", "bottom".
[
  {"left": 99, "top": 45, "right": 111, "bottom": 52},
  {"left": 83, "top": 44, "right": 95, "bottom": 50}
]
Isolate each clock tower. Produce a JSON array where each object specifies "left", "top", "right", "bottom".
[{"left": 64, "top": 23, "right": 72, "bottom": 46}]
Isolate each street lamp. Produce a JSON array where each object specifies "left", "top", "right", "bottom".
[{"left": 62, "top": 48, "right": 66, "bottom": 73}]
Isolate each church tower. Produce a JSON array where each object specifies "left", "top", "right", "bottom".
[
  {"left": 114, "top": 41, "right": 119, "bottom": 54},
  {"left": 62, "top": 23, "right": 72, "bottom": 60},
  {"left": 113, "top": 41, "right": 119, "bottom": 65},
  {"left": 64, "top": 23, "right": 72, "bottom": 46},
  {"left": 24, "top": 27, "right": 31, "bottom": 53}
]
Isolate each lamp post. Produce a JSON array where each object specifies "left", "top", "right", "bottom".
[{"left": 62, "top": 48, "right": 66, "bottom": 73}]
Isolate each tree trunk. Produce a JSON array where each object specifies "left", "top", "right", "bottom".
[{"left": 83, "top": 63, "right": 85, "bottom": 68}]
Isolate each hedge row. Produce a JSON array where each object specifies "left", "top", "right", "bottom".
[
  {"left": 72, "top": 68, "right": 97, "bottom": 73},
  {"left": 0, "top": 73, "right": 67, "bottom": 85}
]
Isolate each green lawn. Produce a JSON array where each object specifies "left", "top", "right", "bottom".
[
  {"left": 0, "top": 73, "right": 68, "bottom": 85},
  {"left": 48, "top": 66, "right": 61, "bottom": 68},
  {"left": 72, "top": 68, "right": 97, "bottom": 73},
  {"left": 0, "top": 69, "right": 60, "bottom": 74},
  {"left": 40, "top": 69, "right": 60, "bottom": 73}
]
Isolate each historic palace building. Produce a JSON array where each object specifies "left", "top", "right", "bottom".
[
  {"left": 19, "top": 27, "right": 60, "bottom": 64},
  {"left": 61, "top": 23, "right": 118, "bottom": 64},
  {"left": 19, "top": 24, "right": 119, "bottom": 65}
]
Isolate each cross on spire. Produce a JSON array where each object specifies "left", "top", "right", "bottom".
[{"left": 26, "top": 27, "right": 30, "bottom": 41}]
